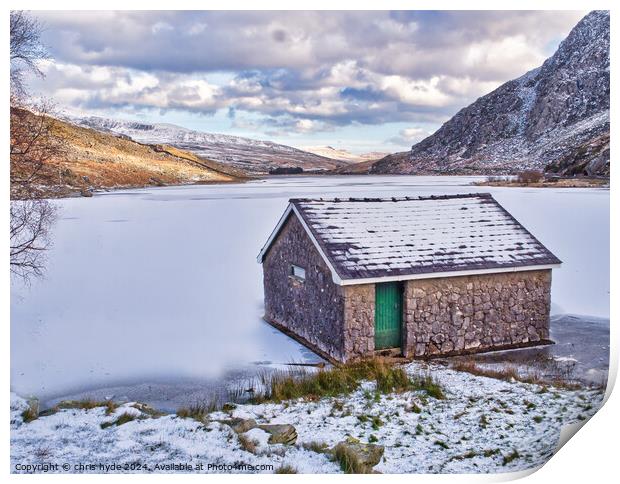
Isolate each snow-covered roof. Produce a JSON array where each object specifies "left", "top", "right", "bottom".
[{"left": 258, "top": 194, "right": 561, "bottom": 285}]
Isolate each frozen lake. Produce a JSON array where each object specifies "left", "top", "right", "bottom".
[{"left": 10, "top": 176, "right": 610, "bottom": 409}]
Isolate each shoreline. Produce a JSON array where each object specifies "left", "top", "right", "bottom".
[
  {"left": 11, "top": 173, "right": 611, "bottom": 202},
  {"left": 473, "top": 178, "right": 609, "bottom": 189}
]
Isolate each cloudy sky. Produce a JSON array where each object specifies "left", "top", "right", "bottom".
[{"left": 28, "top": 10, "right": 586, "bottom": 153}]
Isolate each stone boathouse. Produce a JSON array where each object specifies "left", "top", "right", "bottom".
[{"left": 257, "top": 194, "right": 561, "bottom": 363}]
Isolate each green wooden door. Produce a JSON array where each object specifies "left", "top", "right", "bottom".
[{"left": 374, "top": 282, "right": 403, "bottom": 350}]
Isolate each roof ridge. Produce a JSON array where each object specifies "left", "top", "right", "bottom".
[{"left": 289, "top": 193, "right": 493, "bottom": 203}]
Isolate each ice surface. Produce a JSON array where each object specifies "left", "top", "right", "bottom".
[{"left": 10, "top": 176, "right": 609, "bottom": 404}]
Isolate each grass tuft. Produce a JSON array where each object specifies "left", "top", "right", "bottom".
[
  {"left": 451, "top": 358, "right": 583, "bottom": 390},
  {"left": 100, "top": 412, "right": 137, "bottom": 429},
  {"left": 302, "top": 441, "right": 330, "bottom": 453},
  {"left": 55, "top": 399, "right": 118, "bottom": 414},
  {"left": 274, "top": 465, "right": 297, "bottom": 474},
  {"left": 253, "top": 359, "right": 445, "bottom": 403},
  {"left": 332, "top": 442, "right": 370, "bottom": 474},
  {"left": 176, "top": 400, "right": 217, "bottom": 422},
  {"left": 21, "top": 407, "right": 38, "bottom": 423},
  {"left": 410, "top": 374, "right": 445, "bottom": 400},
  {"left": 434, "top": 440, "right": 450, "bottom": 450},
  {"left": 502, "top": 449, "right": 520, "bottom": 465}
]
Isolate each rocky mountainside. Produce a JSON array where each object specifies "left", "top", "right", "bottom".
[
  {"left": 66, "top": 116, "right": 347, "bottom": 175},
  {"left": 372, "top": 11, "right": 610, "bottom": 176}
]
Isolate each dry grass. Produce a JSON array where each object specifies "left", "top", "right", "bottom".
[
  {"left": 502, "top": 449, "right": 521, "bottom": 465},
  {"left": 253, "top": 359, "right": 445, "bottom": 403},
  {"left": 516, "top": 170, "right": 544, "bottom": 184},
  {"left": 332, "top": 443, "right": 371, "bottom": 474},
  {"left": 452, "top": 360, "right": 521, "bottom": 381},
  {"left": 13, "top": 110, "right": 243, "bottom": 198},
  {"left": 176, "top": 400, "right": 218, "bottom": 422},
  {"left": 274, "top": 465, "right": 297, "bottom": 474},
  {"left": 52, "top": 399, "right": 118, "bottom": 415},
  {"left": 100, "top": 412, "right": 138, "bottom": 429},
  {"left": 476, "top": 174, "right": 608, "bottom": 188},
  {"left": 21, "top": 406, "right": 38, "bottom": 423},
  {"left": 450, "top": 358, "right": 583, "bottom": 390},
  {"left": 302, "top": 441, "right": 330, "bottom": 453}
]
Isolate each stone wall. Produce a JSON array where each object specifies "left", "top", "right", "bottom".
[
  {"left": 403, "top": 270, "right": 552, "bottom": 357},
  {"left": 262, "top": 215, "right": 553, "bottom": 362},
  {"left": 343, "top": 284, "right": 375, "bottom": 361},
  {"left": 262, "top": 213, "right": 347, "bottom": 361}
]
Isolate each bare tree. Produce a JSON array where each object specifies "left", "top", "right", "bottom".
[
  {"left": 10, "top": 10, "right": 48, "bottom": 98},
  {"left": 10, "top": 199, "right": 55, "bottom": 281},
  {"left": 10, "top": 104, "right": 64, "bottom": 199},
  {"left": 10, "top": 11, "right": 60, "bottom": 282}
]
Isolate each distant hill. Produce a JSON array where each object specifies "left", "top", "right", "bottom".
[
  {"left": 372, "top": 11, "right": 610, "bottom": 177},
  {"left": 12, "top": 108, "right": 245, "bottom": 197},
  {"left": 65, "top": 115, "right": 347, "bottom": 175},
  {"left": 300, "top": 145, "right": 389, "bottom": 164}
]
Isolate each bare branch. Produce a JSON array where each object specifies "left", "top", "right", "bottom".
[{"left": 10, "top": 10, "right": 49, "bottom": 98}]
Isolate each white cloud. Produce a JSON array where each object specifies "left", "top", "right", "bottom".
[
  {"left": 28, "top": 10, "right": 586, "bottom": 133},
  {"left": 386, "top": 126, "right": 431, "bottom": 147}
]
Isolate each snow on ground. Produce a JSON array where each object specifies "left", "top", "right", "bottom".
[{"left": 11, "top": 363, "right": 604, "bottom": 474}]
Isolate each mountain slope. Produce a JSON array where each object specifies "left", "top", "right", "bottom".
[
  {"left": 372, "top": 11, "right": 610, "bottom": 176},
  {"left": 301, "top": 146, "right": 389, "bottom": 164},
  {"left": 66, "top": 116, "right": 347, "bottom": 174},
  {"left": 13, "top": 108, "right": 245, "bottom": 197}
]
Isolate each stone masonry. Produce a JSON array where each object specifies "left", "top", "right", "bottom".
[
  {"left": 262, "top": 212, "right": 552, "bottom": 363},
  {"left": 402, "top": 270, "right": 552, "bottom": 358},
  {"left": 343, "top": 284, "right": 375, "bottom": 361},
  {"left": 263, "top": 214, "right": 347, "bottom": 362}
]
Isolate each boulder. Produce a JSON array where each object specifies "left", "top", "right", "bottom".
[
  {"left": 257, "top": 424, "right": 298, "bottom": 445},
  {"left": 223, "top": 418, "right": 258, "bottom": 434},
  {"left": 329, "top": 438, "right": 384, "bottom": 473}
]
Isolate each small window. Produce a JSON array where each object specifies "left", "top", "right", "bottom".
[{"left": 290, "top": 264, "right": 306, "bottom": 281}]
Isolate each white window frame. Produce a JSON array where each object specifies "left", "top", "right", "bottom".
[{"left": 290, "top": 264, "right": 306, "bottom": 281}]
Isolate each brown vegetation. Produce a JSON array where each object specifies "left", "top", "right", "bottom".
[
  {"left": 253, "top": 359, "right": 444, "bottom": 403},
  {"left": 516, "top": 170, "right": 544, "bottom": 184},
  {"left": 24, "top": 112, "right": 245, "bottom": 198},
  {"left": 476, "top": 172, "right": 608, "bottom": 188},
  {"left": 450, "top": 357, "right": 585, "bottom": 390}
]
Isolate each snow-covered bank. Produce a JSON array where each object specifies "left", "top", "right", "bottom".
[{"left": 11, "top": 363, "right": 604, "bottom": 474}]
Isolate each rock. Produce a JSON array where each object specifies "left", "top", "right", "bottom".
[
  {"left": 131, "top": 402, "right": 166, "bottom": 418},
  {"left": 329, "top": 438, "right": 384, "bottom": 473},
  {"left": 223, "top": 418, "right": 258, "bottom": 434},
  {"left": 370, "top": 11, "right": 609, "bottom": 177},
  {"left": 257, "top": 423, "right": 297, "bottom": 445},
  {"left": 80, "top": 188, "right": 93, "bottom": 197}
]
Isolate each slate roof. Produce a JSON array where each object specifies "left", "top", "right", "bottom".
[{"left": 259, "top": 193, "right": 561, "bottom": 284}]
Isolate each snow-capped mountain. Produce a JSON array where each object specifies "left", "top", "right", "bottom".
[
  {"left": 65, "top": 116, "right": 347, "bottom": 174},
  {"left": 372, "top": 11, "right": 610, "bottom": 176}
]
